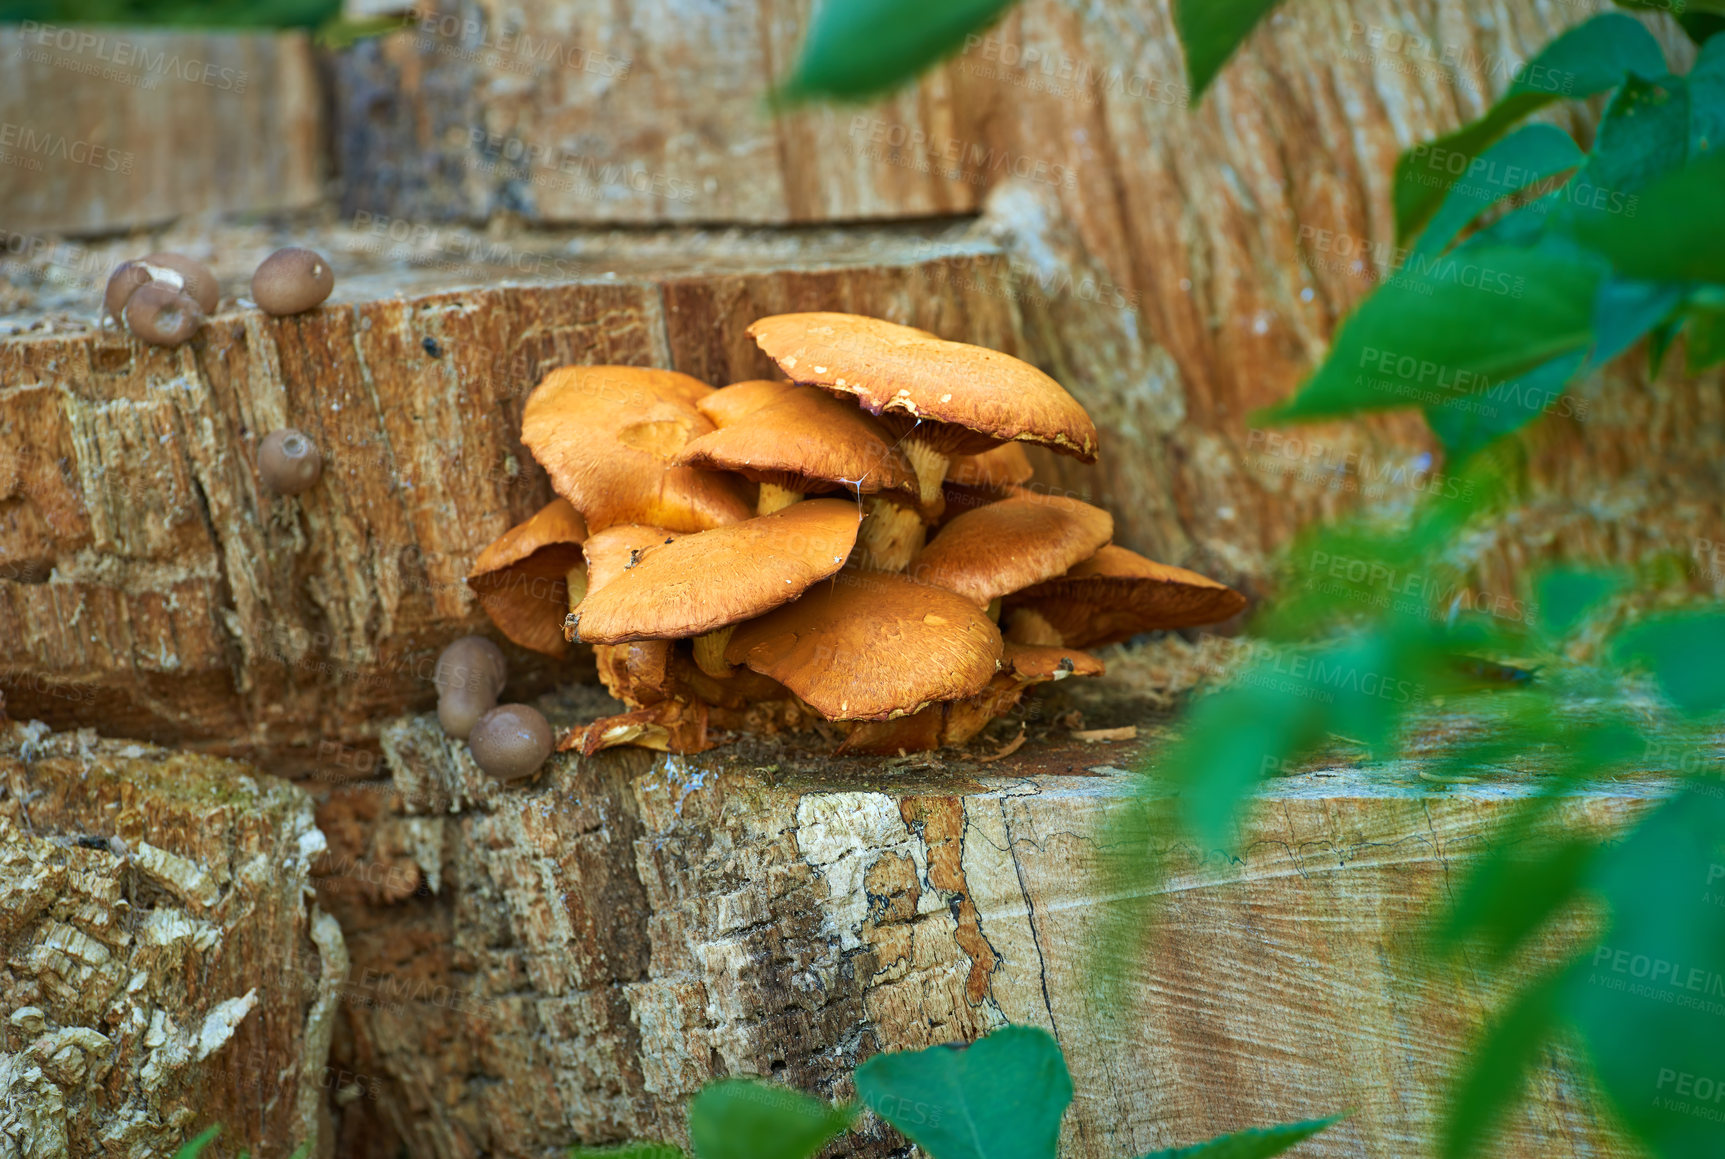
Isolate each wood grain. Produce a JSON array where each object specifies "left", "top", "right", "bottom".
[
  {"left": 0, "top": 229, "right": 1024, "bottom": 759},
  {"left": 0, "top": 28, "right": 322, "bottom": 235},
  {"left": 0, "top": 720, "right": 341, "bottom": 1159},
  {"left": 309, "top": 695, "right": 1654, "bottom": 1159}
]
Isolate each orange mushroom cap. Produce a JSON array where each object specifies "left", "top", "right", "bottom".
[
  {"left": 724, "top": 570, "right": 1003, "bottom": 721},
  {"left": 1004, "top": 545, "right": 1248, "bottom": 647},
  {"left": 696, "top": 379, "right": 799, "bottom": 428},
  {"left": 746, "top": 312, "right": 1098, "bottom": 461},
  {"left": 570, "top": 499, "right": 862, "bottom": 644},
  {"left": 947, "top": 443, "right": 1035, "bottom": 490},
  {"left": 673, "top": 385, "right": 917, "bottom": 497},
  {"left": 909, "top": 491, "right": 1113, "bottom": 606},
  {"left": 520, "top": 366, "right": 753, "bottom": 533},
  {"left": 466, "top": 498, "right": 589, "bottom": 657}
]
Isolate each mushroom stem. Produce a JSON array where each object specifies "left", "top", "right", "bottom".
[
  {"left": 1004, "top": 607, "right": 1064, "bottom": 646},
  {"left": 900, "top": 438, "right": 952, "bottom": 506},
  {"left": 692, "top": 626, "right": 737, "bottom": 678},
  {"left": 855, "top": 497, "right": 926, "bottom": 572},
  {"left": 986, "top": 598, "right": 1002, "bottom": 622},
  {"left": 565, "top": 564, "right": 588, "bottom": 615},
  {"left": 756, "top": 483, "right": 805, "bottom": 514}
]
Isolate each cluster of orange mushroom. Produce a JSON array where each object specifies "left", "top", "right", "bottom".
[{"left": 465, "top": 313, "right": 1246, "bottom": 757}]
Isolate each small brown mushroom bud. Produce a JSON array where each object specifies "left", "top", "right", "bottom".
[
  {"left": 123, "top": 283, "right": 204, "bottom": 347},
  {"left": 434, "top": 636, "right": 507, "bottom": 702},
  {"left": 467, "top": 704, "right": 552, "bottom": 782},
  {"left": 257, "top": 428, "right": 324, "bottom": 495},
  {"left": 252, "top": 247, "right": 335, "bottom": 316},
  {"left": 141, "top": 252, "right": 221, "bottom": 314},
  {"left": 102, "top": 261, "right": 153, "bottom": 321},
  {"left": 437, "top": 685, "right": 497, "bottom": 740}
]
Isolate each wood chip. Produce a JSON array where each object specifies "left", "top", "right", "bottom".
[
  {"left": 1072, "top": 726, "right": 1138, "bottom": 743},
  {"left": 975, "top": 726, "right": 1028, "bottom": 763}
]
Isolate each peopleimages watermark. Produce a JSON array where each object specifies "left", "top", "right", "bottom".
[
  {"left": 1653, "top": 1067, "right": 1725, "bottom": 1122},
  {"left": 13, "top": 21, "right": 249, "bottom": 92},
  {"left": 955, "top": 33, "right": 1188, "bottom": 108},
  {"left": 1402, "top": 144, "right": 1639, "bottom": 218},
  {"left": 1339, "top": 21, "right": 1573, "bottom": 97},
  {"left": 0, "top": 122, "right": 133, "bottom": 174},
  {"left": 849, "top": 116, "right": 1078, "bottom": 190},
  {"left": 465, "top": 129, "right": 698, "bottom": 203},
  {"left": 1586, "top": 944, "right": 1725, "bottom": 1017},
  {"left": 1303, "top": 548, "right": 1536, "bottom": 624},
  {"left": 349, "top": 210, "right": 586, "bottom": 277},
  {"left": 407, "top": 8, "right": 630, "bottom": 77},
  {"left": 0, "top": 229, "right": 114, "bottom": 293},
  {"left": 1354, "top": 345, "right": 1589, "bottom": 422},
  {"left": 1246, "top": 428, "right": 1476, "bottom": 501}
]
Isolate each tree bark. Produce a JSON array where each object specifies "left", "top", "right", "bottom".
[
  {"left": 0, "top": 29, "right": 322, "bottom": 236},
  {"left": 0, "top": 227, "right": 1020, "bottom": 759},
  {"left": 0, "top": 719, "right": 343, "bottom": 1159},
  {"left": 309, "top": 667, "right": 1646, "bottom": 1159}
]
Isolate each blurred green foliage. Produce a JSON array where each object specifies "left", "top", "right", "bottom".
[{"left": 0, "top": 0, "right": 341, "bottom": 28}]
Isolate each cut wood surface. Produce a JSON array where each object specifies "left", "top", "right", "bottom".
[
  {"left": 0, "top": 719, "right": 343, "bottom": 1159},
  {"left": 305, "top": 664, "right": 1656, "bottom": 1159},
  {"left": 0, "top": 225, "right": 1021, "bottom": 757},
  {"left": 0, "top": 29, "right": 323, "bottom": 235},
  {"left": 6, "top": 210, "right": 1723, "bottom": 765}
]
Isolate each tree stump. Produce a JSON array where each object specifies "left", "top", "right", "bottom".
[
  {"left": 309, "top": 664, "right": 1650, "bottom": 1159},
  {"left": 0, "top": 719, "right": 344, "bottom": 1159}
]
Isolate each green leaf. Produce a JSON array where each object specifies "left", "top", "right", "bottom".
[
  {"left": 1650, "top": 315, "right": 1683, "bottom": 375},
  {"left": 1612, "top": 612, "right": 1725, "bottom": 716},
  {"left": 1567, "top": 37, "right": 1725, "bottom": 280},
  {"left": 1408, "top": 124, "right": 1583, "bottom": 260},
  {"left": 1571, "top": 150, "right": 1725, "bottom": 280},
  {"left": 770, "top": 0, "right": 1022, "bottom": 105},
  {"left": 1564, "top": 786, "right": 1725, "bottom": 1156},
  {"left": 1134, "top": 1115, "right": 1345, "bottom": 1158},
  {"left": 1174, "top": 0, "right": 1287, "bottom": 103},
  {"left": 570, "top": 1146, "right": 686, "bottom": 1159},
  {"left": 1393, "top": 13, "right": 1667, "bottom": 242},
  {"left": 1266, "top": 245, "right": 1605, "bottom": 424},
  {"left": 1536, "top": 567, "right": 1622, "bottom": 638},
  {"left": 1435, "top": 835, "right": 1599, "bottom": 966},
  {"left": 687, "top": 1081, "right": 854, "bottom": 1159},
  {"left": 1439, "top": 968, "right": 1572, "bottom": 1159},
  {"left": 173, "top": 1127, "right": 222, "bottom": 1159},
  {"left": 854, "top": 1025, "right": 1071, "bottom": 1159},
  {"left": 1588, "top": 278, "right": 1686, "bottom": 369},
  {"left": 1422, "top": 349, "right": 1586, "bottom": 464},
  {"left": 1684, "top": 301, "right": 1725, "bottom": 370}
]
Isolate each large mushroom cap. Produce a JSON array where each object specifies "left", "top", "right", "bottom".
[
  {"left": 673, "top": 385, "right": 916, "bottom": 497},
  {"left": 581, "top": 523, "right": 677, "bottom": 596},
  {"left": 745, "top": 312, "right": 1098, "bottom": 461},
  {"left": 1005, "top": 545, "right": 1248, "bottom": 647},
  {"left": 696, "top": 379, "right": 799, "bottom": 428},
  {"left": 909, "top": 491, "right": 1113, "bottom": 606},
  {"left": 570, "top": 499, "right": 862, "bottom": 644},
  {"left": 724, "top": 571, "right": 1003, "bottom": 721},
  {"left": 521, "top": 366, "right": 753, "bottom": 533},
  {"left": 467, "top": 498, "right": 589, "bottom": 657}
]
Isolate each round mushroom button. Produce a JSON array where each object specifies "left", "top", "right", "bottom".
[
  {"left": 141, "top": 252, "right": 221, "bottom": 314},
  {"left": 437, "top": 684, "right": 497, "bottom": 740},
  {"left": 257, "top": 428, "right": 324, "bottom": 495},
  {"left": 468, "top": 704, "right": 553, "bottom": 782},
  {"left": 102, "top": 261, "right": 153, "bottom": 322},
  {"left": 435, "top": 636, "right": 507, "bottom": 702},
  {"left": 252, "top": 247, "right": 335, "bottom": 316},
  {"left": 123, "top": 283, "right": 204, "bottom": 347}
]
